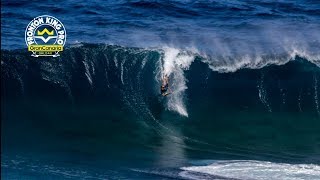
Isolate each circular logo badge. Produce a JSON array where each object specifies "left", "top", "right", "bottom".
[{"left": 25, "top": 15, "right": 66, "bottom": 57}]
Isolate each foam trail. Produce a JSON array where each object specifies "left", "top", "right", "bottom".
[
  {"left": 161, "top": 47, "right": 195, "bottom": 117},
  {"left": 258, "top": 73, "right": 272, "bottom": 112},
  {"left": 314, "top": 74, "right": 319, "bottom": 115}
]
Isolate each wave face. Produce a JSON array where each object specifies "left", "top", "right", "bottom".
[
  {"left": 2, "top": 44, "right": 320, "bottom": 115},
  {"left": 1, "top": 44, "right": 320, "bottom": 179}
]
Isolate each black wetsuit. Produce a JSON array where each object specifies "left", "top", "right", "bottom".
[{"left": 161, "top": 84, "right": 168, "bottom": 94}]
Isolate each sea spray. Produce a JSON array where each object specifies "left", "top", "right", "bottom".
[
  {"left": 160, "top": 47, "right": 195, "bottom": 117},
  {"left": 203, "top": 47, "right": 320, "bottom": 73}
]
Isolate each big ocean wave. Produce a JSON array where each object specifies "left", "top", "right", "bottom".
[
  {"left": 2, "top": 0, "right": 320, "bottom": 179},
  {"left": 2, "top": 43, "right": 320, "bottom": 117},
  {"left": 2, "top": 43, "right": 320, "bottom": 179}
]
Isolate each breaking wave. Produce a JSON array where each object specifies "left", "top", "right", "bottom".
[{"left": 1, "top": 43, "right": 320, "bottom": 117}]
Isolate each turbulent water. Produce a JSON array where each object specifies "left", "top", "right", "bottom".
[{"left": 1, "top": 0, "right": 320, "bottom": 179}]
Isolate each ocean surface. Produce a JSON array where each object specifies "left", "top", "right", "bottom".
[{"left": 1, "top": 0, "right": 320, "bottom": 179}]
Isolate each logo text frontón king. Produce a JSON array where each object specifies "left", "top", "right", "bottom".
[{"left": 25, "top": 15, "right": 66, "bottom": 57}]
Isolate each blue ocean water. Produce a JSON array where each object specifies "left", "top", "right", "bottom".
[
  {"left": 2, "top": 0, "right": 320, "bottom": 53},
  {"left": 1, "top": 0, "right": 320, "bottom": 179}
]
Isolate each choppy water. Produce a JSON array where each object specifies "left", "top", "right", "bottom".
[{"left": 1, "top": 0, "right": 320, "bottom": 179}]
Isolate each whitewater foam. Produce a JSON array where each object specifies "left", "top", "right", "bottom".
[
  {"left": 160, "top": 47, "right": 195, "bottom": 117},
  {"left": 181, "top": 160, "right": 320, "bottom": 180},
  {"left": 196, "top": 46, "right": 320, "bottom": 73},
  {"left": 157, "top": 44, "right": 320, "bottom": 116}
]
